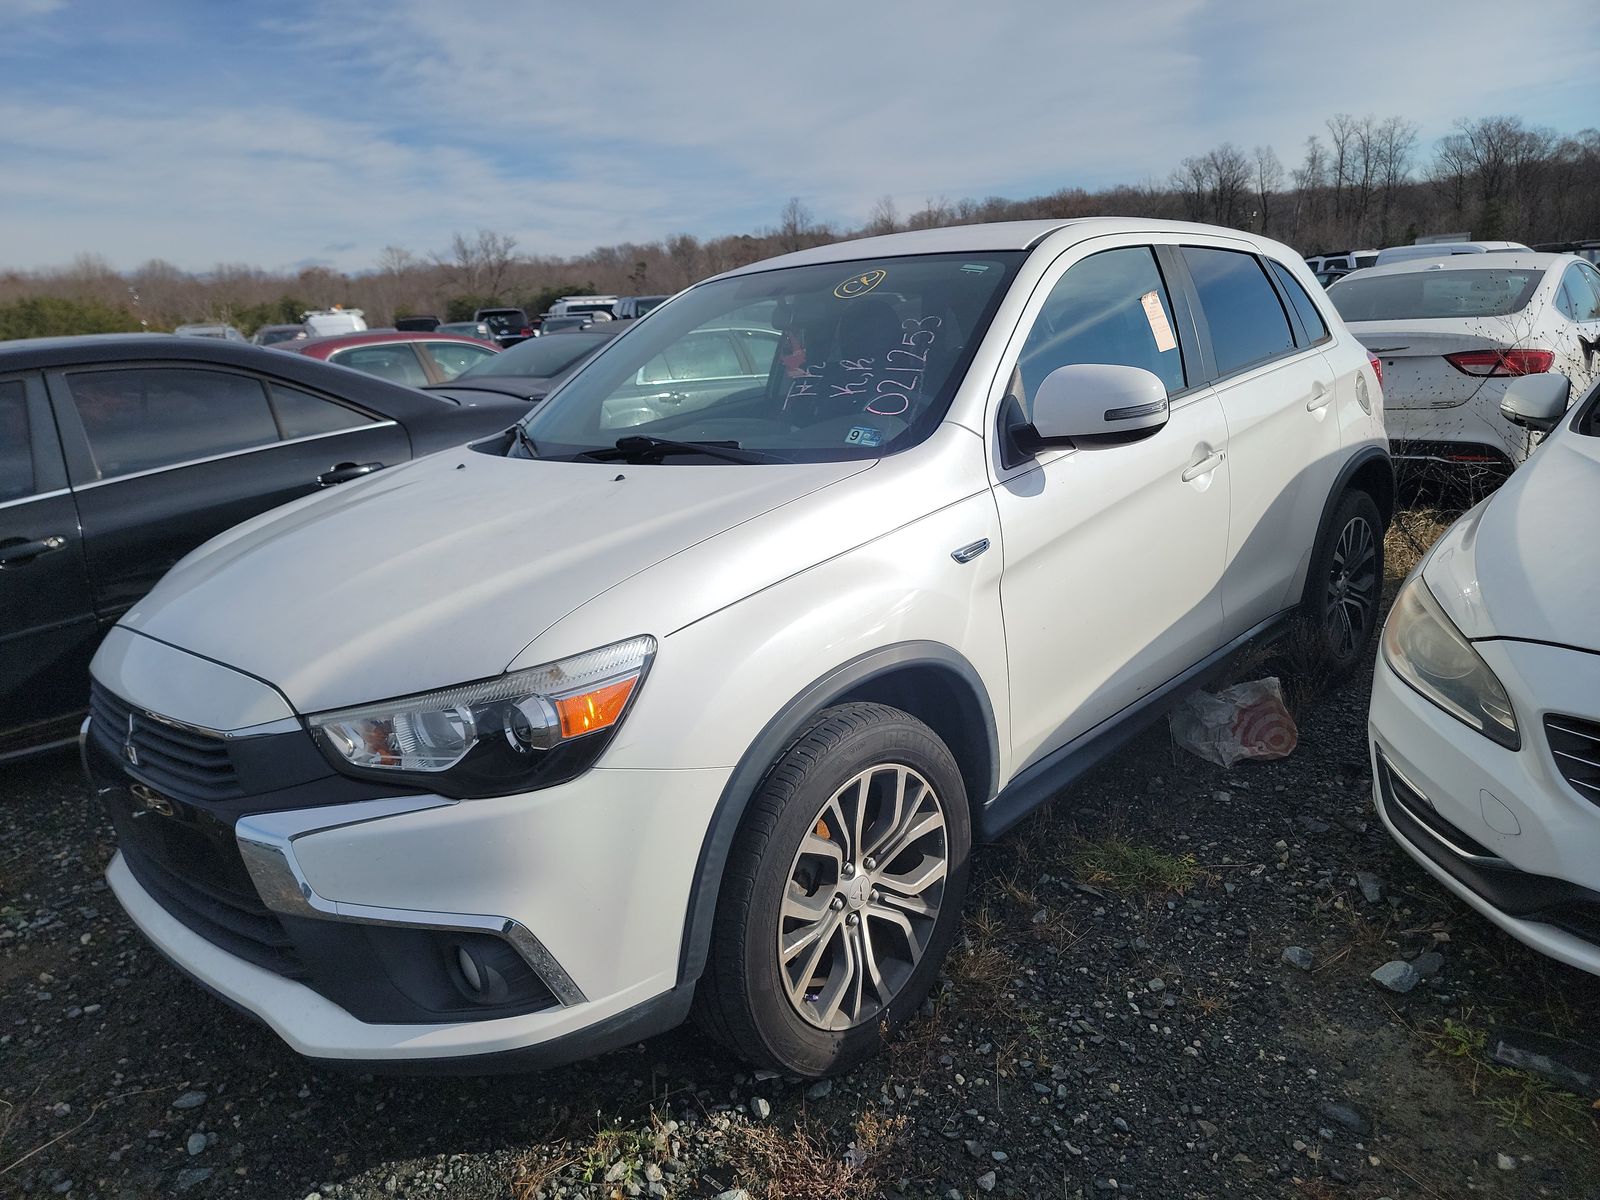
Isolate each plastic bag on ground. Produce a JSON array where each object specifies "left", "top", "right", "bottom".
[{"left": 1169, "top": 676, "right": 1298, "bottom": 767}]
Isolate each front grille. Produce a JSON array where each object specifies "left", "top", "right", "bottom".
[
  {"left": 89, "top": 681, "right": 243, "bottom": 802},
  {"left": 1546, "top": 715, "right": 1600, "bottom": 807},
  {"left": 119, "top": 838, "right": 307, "bottom": 980}
]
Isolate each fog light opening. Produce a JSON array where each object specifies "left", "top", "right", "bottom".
[{"left": 451, "top": 940, "right": 513, "bottom": 1005}]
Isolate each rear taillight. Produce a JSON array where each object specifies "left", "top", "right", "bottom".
[
  {"left": 1367, "top": 351, "right": 1383, "bottom": 389},
  {"left": 519, "top": 326, "right": 533, "bottom": 336},
  {"left": 1443, "top": 349, "right": 1555, "bottom": 377}
]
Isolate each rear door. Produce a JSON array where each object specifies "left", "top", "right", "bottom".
[
  {"left": 1179, "top": 244, "right": 1343, "bottom": 634},
  {"left": 50, "top": 363, "right": 409, "bottom": 620},
  {"left": 325, "top": 343, "right": 433, "bottom": 387},
  {"left": 417, "top": 338, "right": 500, "bottom": 382},
  {"left": 0, "top": 373, "right": 97, "bottom": 747}
]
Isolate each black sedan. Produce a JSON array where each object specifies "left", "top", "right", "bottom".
[
  {"left": 0, "top": 334, "right": 526, "bottom": 760},
  {"left": 427, "top": 324, "right": 630, "bottom": 405}
]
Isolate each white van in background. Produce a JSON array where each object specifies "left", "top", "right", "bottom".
[
  {"left": 301, "top": 307, "right": 368, "bottom": 336},
  {"left": 545, "top": 295, "right": 619, "bottom": 319},
  {"left": 1373, "top": 242, "right": 1528, "bottom": 268}
]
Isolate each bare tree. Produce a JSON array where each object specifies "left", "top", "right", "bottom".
[
  {"left": 436, "top": 229, "right": 520, "bottom": 300},
  {"left": 665, "top": 233, "right": 701, "bottom": 288},
  {"left": 1170, "top": 157, "right": 1210, "bottom": 222},
  {"left": 1253, "top": 145, "right": 1283, "bottom": 234},
  {"left": 777, "top": 197, "right": 815, "bottom": 253},
  {"left": 867, "top": 194, "right": 900, "bottom": 236},
  {"left": 1374, "top": 117, "right": 1418, "bottom": 244},
  {"left": 1326, "top": 113, "right": 1357, "bottom": 225},
  {"left": 1205, "top": 143, "right": 1252, "bottom": 228}
]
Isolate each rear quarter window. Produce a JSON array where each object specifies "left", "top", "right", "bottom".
[{"left": 1267, "top": 260, "right": 1330, "bottom": 343}]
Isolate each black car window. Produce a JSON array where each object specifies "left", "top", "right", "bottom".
[
  {"left": 0, "top": 380, "right": 32, "bottom": 502},
  {"left": 329, "top": 345, "right": 430, "bottom": 387},
  {"left": 1016, "top": 245, "right": 1186, "bottom": 412},
  {"left": 735, "top": 328, "right": 781, "bottom": 374},
  {"left": 1182, "top": 247, "right": 1296, "bottom": 376},
  {"left": 268, "top": 383, "right": 378, "bottom": 438},
  {"left": 1268, "top": 259, "right": 1330, "bottom": 343},
  {"left": 69, "top": 368, "right": 279, "bottom": 480}
]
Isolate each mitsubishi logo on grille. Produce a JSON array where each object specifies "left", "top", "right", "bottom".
[{"left": 122, "top": 712, "right": 139, "bottom": 767}]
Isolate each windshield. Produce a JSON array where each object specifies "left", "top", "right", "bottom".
[
  {"left": 459, "top": 331, "right": 612, "bottom": 378},
  {"left": 1329, "top": 268, "right": 1544, "bottom": 321},
  {"left": 518, "top": 252, "right": 1023, "bottom": 463}
]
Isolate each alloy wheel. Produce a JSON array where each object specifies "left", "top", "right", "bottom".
[
  {"left": 777, "top": 763, "right": 949, "bottom": 1031},
  {"left": 1325, "top": 514, "right": 1378, "bottom": 659}
]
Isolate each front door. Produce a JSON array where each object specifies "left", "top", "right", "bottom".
[
  {"left": 989, "top": 242, "right": 1231, "bottom": 772},
  {"left": 0, "top": 374, "right": 97, "bottom": 750},
  {"left": 50, "top": 363, "right": 408, "bottom": 620}
]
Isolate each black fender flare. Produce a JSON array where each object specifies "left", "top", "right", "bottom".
[{"left": 675, "top": 640, "right": 998, "bottom": 987}]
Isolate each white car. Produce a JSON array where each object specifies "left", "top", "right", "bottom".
[
  {"left": 1328, "top": 253, "right": 1600, "bottom": 471},
  {"left": 1371, "top": 241, "right": 1529, "bottom": 268},
  {"left": 1370, "top": 372, "right": 1600, "bottom": 975},
  {"left": 86, "top": 218, "right": 1390, "bottom": 1075}
]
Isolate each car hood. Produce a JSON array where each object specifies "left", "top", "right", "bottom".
[
  {"left": 1423, "top": 430, "right": 1600, "bottom": 652},
  {"left": 121, "top": 448, "right": 873, "bottom": 712}
]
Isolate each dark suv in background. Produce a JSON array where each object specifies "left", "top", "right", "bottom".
[{"left": 473, "top": 307, "right": 536, "bottom": 347}]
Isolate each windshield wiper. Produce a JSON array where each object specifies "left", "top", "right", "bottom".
[
  {"left": 581, "top": 435, "right": 776, "bottom": 465},
  {"left": 509, "top": 424, "right": 539, "bottom": 459}
]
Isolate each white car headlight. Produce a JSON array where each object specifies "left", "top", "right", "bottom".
[
  {"left": 307, "top": 635, "right": 655, "bottom": 797},
  {"left": 1381, "top": 577, "right": 1518, "bottom": 749}
]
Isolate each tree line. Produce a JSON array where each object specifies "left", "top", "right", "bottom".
[{"left": 2, "top": 113, "right": 1596, "bottom": 340}]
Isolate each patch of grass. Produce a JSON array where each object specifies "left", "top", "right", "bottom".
[
  {"left": 1422, "top": 1016, "right": 1599, "bottom": 1147},
  {"left": 731, "top": 1108, "right": 908, "bottom": 1200},
  {"left": 1067, "top": 835, "right": 1199, "bottom": 896},
  {"left": 946, "top": 905, "right": 1021, "bottom": 1012}
]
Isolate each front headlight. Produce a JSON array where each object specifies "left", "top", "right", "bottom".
[
  {"left": 1381, "top": 577, "right": 1518, "bottom": 749},
  {"left": 307, "top": 635, "right": 655, "bottom": 797}
]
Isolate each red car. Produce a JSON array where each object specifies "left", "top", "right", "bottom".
[{"left": 281, "top": 331, "right": 500, "bottom": 387}]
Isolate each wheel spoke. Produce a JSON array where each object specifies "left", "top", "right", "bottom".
[
  {"left": 781, "top": 907, "right": 840, "bottom": 970},
  {"left": 873, "top": 808, "right": 943, "bottom": 868},
  {"left": 863, "top": 767, "right": 911, "bottom": 859},
  {"left": 810, "top": 925, "right": 857, "bottom": 1025},
  {"left": 781, "top": 883, "right": 833, "bottom": 925},
  {"left": 858, "top": 918, "right": 889, "bottom": 1003},
  {"left": 875, "top": 888, "right": 938, "bottom": 919},
  {"left": 877, "top": 852, "right": 947, "bottom": 899}
]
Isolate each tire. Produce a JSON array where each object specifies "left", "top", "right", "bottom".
[
  {"left": 692, "top": 702, "right": 971, "bottom": 1076},
  {"left": 1299, "top": 489, "right": 1384, "bottom": 680}
]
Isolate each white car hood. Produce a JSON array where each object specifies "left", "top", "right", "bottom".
[
  {"left": 1423, "top": 430, "right": 1600, "bottom": 652},
  {"left": 122, "top": 448, "right": 872, "bottom": 712}
]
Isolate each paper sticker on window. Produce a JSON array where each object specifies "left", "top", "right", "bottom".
[
  {"left": 845, "top": 425, "right": 883, "bottom": 447},
  {"left": 1140, "top": 290, "right": 1178, "bottom": 354}
]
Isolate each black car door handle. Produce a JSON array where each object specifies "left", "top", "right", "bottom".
[
  {"left": 0, "top": 535, "right": 67, "bottom": 566},
  {"left": 317, "top": 462, "right": 385, "bottom": 487}
]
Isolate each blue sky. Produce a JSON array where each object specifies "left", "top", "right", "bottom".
[{"left": 1, "top": 0, "right": 1596, "bottom": 273}]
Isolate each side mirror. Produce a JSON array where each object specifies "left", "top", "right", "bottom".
[
  {"left": 1029, "top": 363, "right": 1169, "bottom": 443},
  {"left": 1499, "top": 373, "right": 1570, "bottom": 432}
]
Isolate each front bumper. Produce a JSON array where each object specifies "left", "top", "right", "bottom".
[
  {"left": 1368, "top": 642, "right": 1600, "bottom": 976},
  {"left": 85, "top": 662, "right": 729, "bottom": 1064}
]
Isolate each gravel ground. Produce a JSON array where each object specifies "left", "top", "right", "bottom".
[{"left": 5, "top": 517, "right": 1600, "bottom": 1200}]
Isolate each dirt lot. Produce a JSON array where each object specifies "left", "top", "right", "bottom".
[{"left": 4, "top": 510, "right": 1599, "bottom": 1200}]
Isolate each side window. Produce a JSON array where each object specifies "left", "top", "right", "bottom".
[
  {"left": 1182, "top": 246, "right": 1297, "bottom": 376},
  {"left": 639, "top": 331, "right": 744, "bottom": 383},
  {"left": 269, "top": 383, "right": 377, "bottom": 439},
  {"left": 1268, "top": 259, "right": 1330, "bottom": 343},
  {"left": 420, "top": 340, "right": 497, "bottom": 380},
  {"left": 329, "top": 345, "right": 430, "bottom": 387},
  {"left": 736, "top": 328, "right": 780, "bottom": 375},
  {"left": 1562, "top": 265, "right": 1600, "bottom": 322},
  {"left": 0, "top": 380, "right": 33, "bottom": 502},
  {"left": 69, "top": 368, "right": 278, "bottom": 480},
  {"left": 1015, "top": 245, "right": 1186, "bottom": 414}
]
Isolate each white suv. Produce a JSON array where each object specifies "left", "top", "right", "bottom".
[{"left": 86, "top": 219, "right": 1390, "bottom": 1076}]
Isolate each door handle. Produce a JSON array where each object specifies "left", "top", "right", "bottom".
[
  {"left": 0, "top": 535, "right": 67, "bottom": 566},
  {"left": 1306, "top": 383, "right": 1333, "bottom": 412},
  {"left": 1181, "top": 450, "right": 1225, "bottom": 482},
  {"left": 647, "top": 391, "right": 689, "bottom": 407},
  {"left": 317, "top": 462, "right": 384, "bottom": 487}
]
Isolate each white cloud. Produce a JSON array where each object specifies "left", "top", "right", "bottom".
[{"left": 0, "top": 0, "right": 1595, "bottom": 271}]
